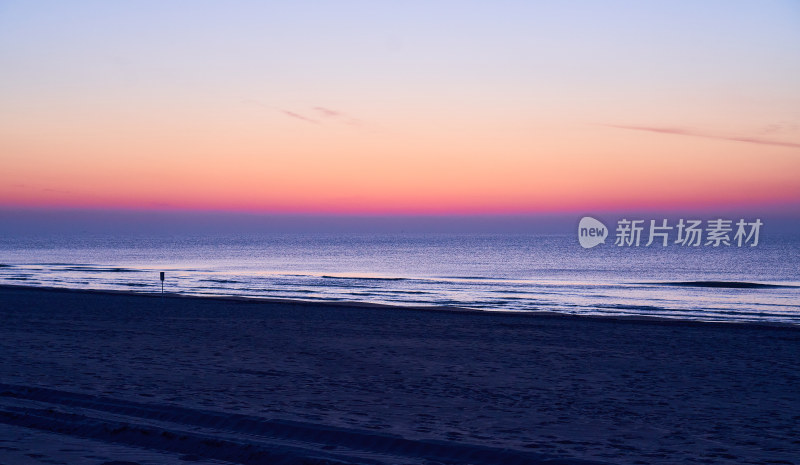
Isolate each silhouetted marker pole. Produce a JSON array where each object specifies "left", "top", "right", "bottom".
[{"left": 160, "top": 271, "right": 165, "bottom": 294}]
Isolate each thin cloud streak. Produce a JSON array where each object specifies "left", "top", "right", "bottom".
[
  {"left": 609, "top": 125, "right": 800, "bottom": 149},
  {"left": 314, "top": 106, "right": 361, "bottom": 127},
  {"left": 243, "top": 99, "right": 360, "bottom": 127},
  {"left": 314, "top": 107, "right": 341, "bottom": 118},
  {"left": 282, "top": 110, "right": 320, "bottom": 125}
]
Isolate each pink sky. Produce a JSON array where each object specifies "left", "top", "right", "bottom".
[{"left": 1, "top": 2, "right": 798, "bottom": 215}]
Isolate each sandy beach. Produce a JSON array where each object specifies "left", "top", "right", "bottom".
[{"left": 0, "top": 285, "right": 798, "bottom": 465}]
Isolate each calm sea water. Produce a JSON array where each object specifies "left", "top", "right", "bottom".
[{"left": 1, "top": 232, "right": 798, "bottom": 324}]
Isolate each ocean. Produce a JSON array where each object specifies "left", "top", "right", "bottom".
[{"left": 1, "top": 232, "right": 798, "bottom": 324}]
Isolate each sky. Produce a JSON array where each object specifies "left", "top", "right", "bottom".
[{"left": 1, "top": 1, "right": 799, "bottom": 217}]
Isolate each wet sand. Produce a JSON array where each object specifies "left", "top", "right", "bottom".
[{"left": 1, "top": 285, "right": 798, "bottom": 465}]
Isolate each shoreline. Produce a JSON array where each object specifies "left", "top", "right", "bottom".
[{"left": 2, "top": 282, "right": 798, "bottom": 330}]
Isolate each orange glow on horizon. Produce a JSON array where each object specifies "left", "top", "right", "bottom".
[{"left": 2, "top": 117, "right": 798, "bottom": 215}]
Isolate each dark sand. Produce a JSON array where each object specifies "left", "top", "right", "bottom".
[{"left": 0, "top": 285, "right": 798, "bottom": 465}]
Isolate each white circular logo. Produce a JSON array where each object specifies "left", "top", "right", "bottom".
[{"left": 578, "top": 216, "right": 608, "bottom": 248}]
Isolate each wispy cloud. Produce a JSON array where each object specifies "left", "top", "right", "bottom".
[
  {"left": 281, "top": 110, "right": 320, "bottom": 125},
  {"left": 758, "top": 121, "right": 799, "bottom": 136},
  {"left": 314, "top": 106, "right": 361, "bottom": 126},
  {"left": 608, "top": 125, "right": 800, "bottom": 149},
  {"left": 242, "top": 99, "right": 361, "bottom": 127},
  {"left": 314, "top": 106, "right": 341, "bottom": 118}
]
